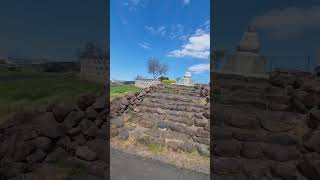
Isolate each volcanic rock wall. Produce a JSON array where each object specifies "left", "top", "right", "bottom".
[
  {"left": 110, "top": 84, "right": 211, "bottom": 156},
  {"left": 110, "top": 84, "right": 164, "bottom": 117},
  {"left": 213, "top": 72, "right": 320, "bottom": 179},
  {"left": 0, "top": 95, "right": 108, "bottom": 179}
]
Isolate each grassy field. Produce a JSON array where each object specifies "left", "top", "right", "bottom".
[
  {"left": 110, "top": 84, "right": 141, "bottom": 99},
  {"left": 0, "top": 71, "right": 103, "bottom": 120}
]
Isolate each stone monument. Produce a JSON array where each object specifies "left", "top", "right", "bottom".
[
  {"left": 183, "top": 71, "right": 192, "bottom": 86},
  {"left": 221, "top": 25, "right": 267, "bottom": 77}
]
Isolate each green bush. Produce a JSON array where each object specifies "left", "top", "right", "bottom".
[
  {"left": 158, "top": 76, "right": 169, "bottom": 81},
  {"left": 162, "top": 80, "right": 176, "bottom": 84}
]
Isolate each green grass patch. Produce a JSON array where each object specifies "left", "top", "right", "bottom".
[
  {"left": 0, "top": 72, "right": 103, "bottom": 120},
  {"left": 190, "top": 150, "right": 200, "bottom": 156},
  {"left": 110, "top": 84, "right": 141, "bottom": 98},
  {"left": 147, "top": 143, "right": 165, "bottom": 154}
]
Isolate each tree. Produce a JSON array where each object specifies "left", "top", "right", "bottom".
[
  {"left": 135, "top": 75, "right": 145, "bottom": 80},
  {"left": 158, "top": 76, "right": 169, "bottom": 81},
  {"left": 147, "top": 58, "right": 168, "bottom": 79},
  {"left": 79, "top": 42, "right": 105, "bottom": 58}
]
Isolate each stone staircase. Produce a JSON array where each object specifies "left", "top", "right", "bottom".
[{"left": 111, "top": 84, "right": 210, "bottom": 157}]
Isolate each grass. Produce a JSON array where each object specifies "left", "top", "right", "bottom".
[
  {"left": 0, "top": 71, "right": 103, "bottom": 120},
  {"left": 110, "top": 84, "right": 141, "bottom": 98},
  {"left": 147, "top": 143, "right": 165, "bottom": 154}
]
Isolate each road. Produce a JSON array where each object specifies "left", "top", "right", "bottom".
[{"left": 110, "top": 148, "right": 210, "bottom": 180}]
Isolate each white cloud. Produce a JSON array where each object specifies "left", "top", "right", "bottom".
[
  {"left": 203, "top": 19, "right": 210, "bottom": 31},
  {"left": 169, "top": 24, "right": 185, "bottom": 39},
  {"left": 145, "top": 26, "right": 167, "bottom": 36},
  {"left": 183, "top": 0, "right": 190, "bottom": 5},
  {"left": 188, "top": 63, "right": 210, "bottom": 74},
  {"left": 123, "top": 0, "right": 146, "bottom": 11},
  {"left": 138, "top": 42, "right": 151, "bottom": 49},
  {"left": 251, "top": 6, "right": 320, "bottom": 38},
  {"left": 168, "top": 28, "right": 210, "bottom": 59},
  {"left": 146, "top": 24, "right": 187, "bottom": 40}
]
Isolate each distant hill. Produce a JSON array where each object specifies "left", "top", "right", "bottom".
[{"left": 7, "top": 57, "right": 79, "bottom": 65}]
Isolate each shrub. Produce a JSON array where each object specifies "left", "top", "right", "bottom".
[
  {"left": 158, "top": 76, "right": 169, "bottom": 81},
  {"left": 162, "top": 80, "right": 176, "bottom": 84}
]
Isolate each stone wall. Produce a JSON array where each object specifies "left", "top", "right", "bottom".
[
  {"left": 110, "top": 84, "right": 164, "bottom": 117},
  {"left": 0, "top": 94, "right": 109, "bottom": 179},
  {"left": 134, "top": 79, "right": 161, "bottom": 88},
  {"left": 195, "top": 84, "right": 210, "bottom": 102},
  {"left": 80, "top": 57, "right": 107, "bottom": 83},
  {"left": 110, "top": 84, "right": 210, "bottom": 157},
  {"left": 212, "top": 71, "right": 320, "bottom": 179}
]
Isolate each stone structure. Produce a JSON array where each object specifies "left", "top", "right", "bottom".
[
  {"left": 183, "top": 71, "right": 193, "bottom": 86},
  {"left": 177, "top": 71, "right": 193, "bottom": 86},
  {"left": 110, "top": 84, "right": 210, "bottom": 169},
  {"left": 0, "top": 94, "right": 108, "bottom": 179},
  {"left": 110, "top": 84, "right": 162, "bottom": 117},
  {"left": 212, "top": 71, "right": 320, "bottom": 179},
  {"left": 80, "top": 57, "right": 107, "bottom": 83},
  {"left": 221, "top": 25, "right": 267, "bottom": 78},
  {"left": 134, "top": 79, "right": 161, "bottom": 88}
]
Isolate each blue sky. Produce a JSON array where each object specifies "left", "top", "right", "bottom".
[
  {"left": 110, "top": 0, "right": 210, "bottom": 83},
  {"left": 0, "top": 0, "right": 107, "bottom": 60},
  {"left": 214, "top": 0, "right": 320, "bottom": 71}
]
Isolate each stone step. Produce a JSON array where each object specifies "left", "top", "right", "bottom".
[
  {"left": 135, "top": 108, "right": 209, "bottom": 128},
  {"left": 131, "top": 127, "right": 210, "bottom": 154},
  {"left": 161, "top": 86, "right": 200, "bottom": 91},
  {"left": 157, "top": 88, "right": 202, "bottom": 97},
  {"left": 141, "top": 97, "right": 207, "bottom": 109},
  {"left": 214, "top": 94, "right": 267, "bottom": 110},
  {"left": 131, "top": 110, "right": 209, "bottom": 128},
  {"left": 131, "top": 120, "right": 210, "bottom": 146},
  {"left": 215, "top": 91, "right": 291, "bottom": 110},
  {"left": 118, "top": 111, "right": 209, "bottom": 155},
  {"left": 165, "top": 85, "right": 196, "bottom": 91},
  {"left": 138, "top": 107, "right": 192, "bottom": 123},
  {"left": 139, "top": 100, "right": 206, "bottom": 113},
  {"left": 145, "top": 92, "right": 205, "bottom": 103}
]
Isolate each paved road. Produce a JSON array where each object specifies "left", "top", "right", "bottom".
[{"left": 110, "top": 148, "right": 210, "bottom": 180}]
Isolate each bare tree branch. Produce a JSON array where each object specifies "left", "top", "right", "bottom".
[{"left": 147, "top": 58, "right": 168, "bottom": 79}]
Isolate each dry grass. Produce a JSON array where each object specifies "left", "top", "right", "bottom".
[{"left": 111, "top": 137, "right": 210, "bottom": 174}]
